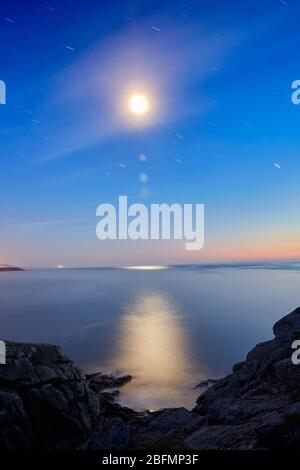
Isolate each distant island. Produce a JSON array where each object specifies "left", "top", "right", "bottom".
[{"left": 0, "top": 264, "right": 24, "bottom": 271}]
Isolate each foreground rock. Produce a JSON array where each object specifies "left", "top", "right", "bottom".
[
  {"left": 1, "top": 306, "right": 300, "bottom": 449},
  {"left": 0, "top": 342, "right": 101, "bottom": 449},
  {"left": 185, "top": 306, "right": 300, "bottom": 450},
  {"left": 87, "top": 372, "right": 132, "bottom": 394},
  {"left": 0, "top": 340, "right": 136, "bottom": 449},
  {"left": 127, "top": 306, "right": 300, "bottom": 450}
]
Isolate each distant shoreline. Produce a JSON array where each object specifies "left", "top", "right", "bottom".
[
  {"left": 0, "top": 265, "right": 24, "bottom": 272},
  {"left": 7, "top": 259, "right": 300, "bottom": 271}
]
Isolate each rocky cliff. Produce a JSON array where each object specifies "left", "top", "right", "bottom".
[{"left": 1, "top": 307, "right": 300, "bottom": 450}]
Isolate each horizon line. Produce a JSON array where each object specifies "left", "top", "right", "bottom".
[{"left": 5, "top": 258, "right": 300, "bottom": 270}]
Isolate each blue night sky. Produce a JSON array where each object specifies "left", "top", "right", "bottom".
[{"left": 0, "top": 0, "right": 300, "bottom": 267}]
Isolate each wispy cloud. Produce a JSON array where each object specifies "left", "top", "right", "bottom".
[
  {"left": 1, "top": 217, "right": 92, "bottom": 230},
  {"left": 0, "top": 204, "right": 15, "bottom": 211},
  {"left": 35, "top": 21, "right": 239, "bottom": 162},
  {"left": 77, "top": 320, "right": 112, "bottom": 331}
]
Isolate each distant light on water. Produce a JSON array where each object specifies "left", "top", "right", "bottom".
[{"left": 121, "top": 265, "right": 169, "bottom": 270}]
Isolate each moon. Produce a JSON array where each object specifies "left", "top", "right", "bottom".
[{"left": 128, "top": 94, "right": 149, "bottom": 115}]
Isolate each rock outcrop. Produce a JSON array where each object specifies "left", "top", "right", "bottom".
[
  {"left": 126, "top": 306, "right": 300, "bottom": 449},
  {"left": 1, "top": 307, "right": 300, "bottom": 450},
  {"left": 0, "top": 341, "right": 101, "bottom": 449}
]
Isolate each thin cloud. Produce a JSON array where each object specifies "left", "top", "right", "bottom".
[
  {"left": 35, "top": 21, "right": 240, "bottom": 162},
  {"left": 1, "top": 217, "right": 92, "bottom": 230},
  {"left": 0, "top": 204, "right": 15, "bottom": 211}
]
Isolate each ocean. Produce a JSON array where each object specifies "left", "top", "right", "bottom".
[{"left": 0, "top": 263, "right": 299, "bottom": 410}]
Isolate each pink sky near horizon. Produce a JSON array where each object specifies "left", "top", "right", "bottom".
[{"left": 1, "top": 230, "right": 299, "bottom": 267}]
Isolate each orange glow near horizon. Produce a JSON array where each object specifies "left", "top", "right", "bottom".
[
  {"left": 2, "top": 229, "right": 300, "bottom": 267},
  {"left": 150, "top": 230, "right": 300, "bottom": 265},
  {"left": 181, "top": 233, "right": 300, "bottom": 263}
]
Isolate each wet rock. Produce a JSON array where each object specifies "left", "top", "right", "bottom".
[
  {"left": 83, "top": 417, "right": 130, "bottom": 451},
  {"left": 1, "top": 306, "right": 300, "bottom": 450},
  {"left": 188, "top": 307, "right": 300, "bottom": 449},
  {"left": 0, "top": 341, "right": 101, "bottom": 449},
  {"left": 194, "top": 379, "right": 218, "bottom": 390},
  {"left": 86, "top": 372, "right": 132, "bottom": 393},
  {"left": 128, "top": 408, "right": 205, "bottom": 450}
]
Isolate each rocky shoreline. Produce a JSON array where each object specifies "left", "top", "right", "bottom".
[{"left": 1, "top": 307, "right": 300, "bottom": 450}]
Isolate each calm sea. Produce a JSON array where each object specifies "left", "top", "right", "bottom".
[{"left": 0, "top": 263, "right": 299, "bottom": 410}]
